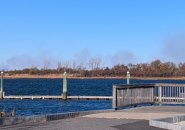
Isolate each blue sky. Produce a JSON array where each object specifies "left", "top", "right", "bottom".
[{"left": 0, "top": 0, "right": 185, "bottom": 70}]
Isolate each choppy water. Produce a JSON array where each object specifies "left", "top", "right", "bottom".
[{"left": 1, "top": 78, "right": 185, "bottom": 116}]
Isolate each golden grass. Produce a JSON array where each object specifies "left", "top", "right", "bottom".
[{"left": 3, "top": 74, "right": 185, "bottom": 80}]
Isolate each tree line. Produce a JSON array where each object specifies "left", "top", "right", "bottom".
[{"left": 6, "top": 60, "right": 185, "bottom": 77}]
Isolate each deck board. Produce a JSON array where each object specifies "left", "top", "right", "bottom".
[{"left": 3, "top": 95, "right": 112, "bottom": 100}]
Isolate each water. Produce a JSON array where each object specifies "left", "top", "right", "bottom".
[
  {"left": 1, "top": 78, "right": 185, "bottom": 116},
  {"left": 0, "top": 100, "right": 111, "bottom": 116},
  {"left": 3, "top": 78, "right": 124, "bottom": 96}
]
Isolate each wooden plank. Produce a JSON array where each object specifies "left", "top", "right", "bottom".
[
  {"left": 114, "top": 83, "right": 185, "bottom": 110},
  {"left": 112, "top": 85, "right": 117, "bottom": 109},
  {"left": 3, "top": 96, "right": 112, "bottom": 100},
  {"left": 113, "top": 84, "right": 156, "bottom": 109},
  {"left": 158, "top": 86, "right": 162, "bottom": 104},
  {"left": 158, "top": 84, "right": 185, "bottom": 87}
]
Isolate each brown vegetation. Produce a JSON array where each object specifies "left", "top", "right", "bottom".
[{"left": 4, "top": 60, "right": 185, "bottom": 78}]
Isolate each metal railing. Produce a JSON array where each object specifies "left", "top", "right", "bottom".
[
  {"left": 113, "top": 83, "right": 185, "bottom": 110},
  {"left": 155, "top": 84, "right": 185, "bottom": 104}
]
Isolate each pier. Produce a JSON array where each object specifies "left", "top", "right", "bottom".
[
  {"left": 3, "top": 83, "right": 185, "bottom": 104},
  {"left": 112, "top": 83, "right": 185, "bottom": 109},
  {"left": 2, "top": 82, "right": 185, "bottom": 129},
  {"left": 2, "top": 70, "right": 185, "bottom": 109},
  {"left": 0, "top": 71, "right": 113, "bottom": 101},
  {"left": 0, "top": 71, "right": 108, "bottom": 100},
  {"left": 4, "top": 95, "right": 112, "bottom": 100}
]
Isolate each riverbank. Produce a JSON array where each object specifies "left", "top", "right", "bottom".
[{"left": 3, "top": 74, "right": 185, "bottom": 80}]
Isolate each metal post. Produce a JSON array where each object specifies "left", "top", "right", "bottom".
[
  {"left": 158, "top": 85, "right": 162, "bottom": 105},
  {"left": 62, "top": 72, "right": 67, "bottom": 100},
  {"left": 0, "top": 72, "right": 4, "bottom": 99},
  {"left": 127, "top": 71, "right": 130, "bottom": 85}
]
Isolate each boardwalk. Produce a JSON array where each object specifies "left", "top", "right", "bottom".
[
  {"left": 1, "top": 106, "right": 185, "bottom": 130},
  {"left": 4, "top": 96, "right": 112, "bottom": 100}
]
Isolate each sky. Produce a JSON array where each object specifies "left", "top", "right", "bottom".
[{"left": 0, "top": 0, "right": 185, "bottom": 70}]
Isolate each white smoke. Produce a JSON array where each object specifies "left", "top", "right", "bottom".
[
  {"left": 162, "top": 32, "right": 185, "bottom": 63},
  {"left": 110, "top": 50, "right": 136, "bottom": 66}
]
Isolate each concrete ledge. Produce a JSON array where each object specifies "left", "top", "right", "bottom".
[
  {"left": 149, "top": 115, "right": 185, "bottom": 130},
  {"left": 0, "top": 115, "right": 46, "bottom": 126},
  {"left": 0, "top": 109, "right": 113, "bottom": 126},
  {"left": 45, "top": 109, "right": 114, "bottom": 121}
]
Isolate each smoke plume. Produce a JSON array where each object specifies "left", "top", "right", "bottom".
[
  {"left": 110, "top": 51, "right": 136, "bottom": 66},
  {"left": 162, "top": 32, "right": 185, "bottom": 63}
]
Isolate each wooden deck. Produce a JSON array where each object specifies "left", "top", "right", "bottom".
[{"left": 3, "top": 95, "right": 112, "bottom": 100}]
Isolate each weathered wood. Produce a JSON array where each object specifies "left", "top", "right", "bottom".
[
  {"left": 112, "top": 85, "right": 117, "bottom": 109},
  {"left": 113, "top": 83, "right": 185, "bottom": 110},
  {"left": 4, "top": 96, "right": 112, "bottom": 100},
  {"left": 158, "top": 83, "right": 185, "bottom": 87},
  {"left": 62, "top": 72, "right": 67, "bottom": 100},
  {"left": 112, "top": 84, "right": 155, "bottom": 109},
  {"left": 158, "top": 86, "right": 162, "bottom": 104}
]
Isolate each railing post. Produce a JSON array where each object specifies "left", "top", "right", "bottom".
[
  {"left": 126, "top": 71, "right": 130, "bottom": 85},
  {"left": 150, "top": 85, "right": 155, "bottom": 105},
  {"left": 158, "top": 85, "right": 162, "bottom": 105},
  {"left": 153, "top": 84, "right": 158, "bottom": 103},
  {"left": 62, "top": 72, "right": 67, "bottom": 100},
  {"left": 112, "top": 85, "right": 117, "bottom": 110}
]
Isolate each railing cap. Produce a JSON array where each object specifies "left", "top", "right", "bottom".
[
  {"left": 157, "top": 83, "right": 185, "bottom": 87},
  {"left": 113, "top": 83, "right": 156, "bottom": 89}
]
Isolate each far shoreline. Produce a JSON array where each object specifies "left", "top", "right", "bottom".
[{"left": 2, "top": 74, "right": 185, "bottom": 80}]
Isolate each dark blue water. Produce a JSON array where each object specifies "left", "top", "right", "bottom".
[
  {"left": 1, "top": 78, "right": 185, "bottom": 116},
  {"left": 4, "top": 78, "right": 185, "bottom": 96},
  {"left": 0, "top": 100, "right": 111, "bottom": 116},
  {"left": 4, "top": 78, "right": 124, "bottom": 96}
]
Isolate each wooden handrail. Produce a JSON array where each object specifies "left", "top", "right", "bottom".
[
  {"left": 113, "top": 84, "right": 155, "bottom": 110},
  {"left": 113, "top": 83, "right": 185, "bottom": 110}
]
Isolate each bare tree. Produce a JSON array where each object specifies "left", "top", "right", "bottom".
[
  {"left": 89, "top": 57, "right": 102, "bottom": 70},
  {"left": 72, "top": 61, "right": 77, "bottom": 70},
  {"left": 57, "top": 61, "right": 62, "bottom": 72},
  {"left": 43, "top": 60, "right": 50, "bottom": 70},
  {"left": 62, "top": 60, "right": 70, "bottom": 70}
]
